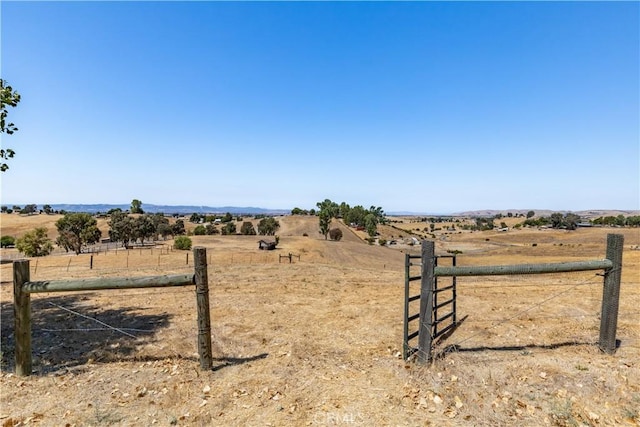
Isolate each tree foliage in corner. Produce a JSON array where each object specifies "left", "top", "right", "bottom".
[
  {"left": 1, "top": 79, "right": 21, "bottom": 172},
  {"left": 56, "top": 213, "right": 102, "bottom": 254}
]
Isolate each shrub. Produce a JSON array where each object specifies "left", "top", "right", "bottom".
[
  {"left": 378, "top": 238, "right": 387, "bottom": 246},
  {"left": 329, "top": 228, "right": 343, "bottom": 241},
  {"left": 16, "top": 227, "right": 53, "bottom": 257},
  {"left": 1, "top": 235, "right": 15, "bottom": 247},
  {"left": 222, "top": 222, "right": 237, "bottom": 235},
  {"left": 174, "top": 236, "right": 192, "bottom": 250},
  {"left": 193, "top": 225, "right": 206, "bottom": 235}
]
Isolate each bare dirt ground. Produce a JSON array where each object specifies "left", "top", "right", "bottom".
[{"left": 0, "top": 214, "right": 639, "bottom": 426}]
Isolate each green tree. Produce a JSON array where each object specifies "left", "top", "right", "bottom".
[
  {"left": 20, "top": 204, "right": 37, "bottom": 215},
  {"left": 56, "top": 213, "right": 102, "bottom": 254},
  {"left": 156, "top": 222, "right": 173, "bottom": 240},
  {"left": 172, "top": 219, "right": 186, "bottom": 236},
  {"left": 564, "top": 213, "right": 581, "bottom": 230},
  {"left": 344, "top": 205, "right": 367, "bottom": 227},
  {"left": 1, "top": 80, "right": 21, "bottom": 172},
  {"left": 205, "top": 224, "right": 219, "bottom": 235},
  {"left": 221, "top": 212, "right": 233, "bottom": 223},
  {"left": 174, "top": 236, "right": 192, "bottom": 250},
  {"left": 1, "top": 235, "right": 16, "bottom": 247},
  {"left": 369, "top": 206, "right": 386, "bottom": 225},
  {"left": 364, "top": 213, "right": 378, "bottom": 237},
  {"left": 316, "top": 199, "right": 338, "bottom": 239},
  {"left": 189, "top": 213, "right": 202, "bottom": 223},
  {"left": 43, "top": 204, "right": 54, "bottom": 215},
  {"left": 526, "top": 210, "right": 535, "bottom": 219},
  {"left": 194, "top": 225, "right": 206, "bottom": 235},
  {"left": 257, "top": 217, "right": 280, "bottom": 236},
  {"left": 339, "top": 202, "right": 350, "bottom": 219},
  {"left": 241, "top": 221, "right": 257, "bottom": 235},
  {"left": 550, "top": 213, "right": 564, "bottom": 229},
  {"left": 130, "top": 199, "right": 144, "bottom": 214},
  {"left": 109, "top": 211, "right": 135, "bottom": 247},
  {"left": 151, "top": 213, "right": 170, "bottom": 239},
  {"left": 16, "top": 227, "right": 53, "bottom": 257},
  {"left": 133, "top": 214, "right": 156, "bottom": 244},
  {"left": 626, "top": 216, "right": 640, "bottom": 227}
]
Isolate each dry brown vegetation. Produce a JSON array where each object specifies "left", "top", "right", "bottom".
[{"left": 0, "top": 213, "right": 639, "bottom": 426}]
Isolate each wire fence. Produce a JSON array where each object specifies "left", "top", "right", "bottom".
[
  {"left": 0, "top": 245, "right": 299, "bottom": 282},
  {"left": 420, "top": 267, "right": 639, "bottom": 363},
  {"left": 17, "top": 285, "right": 203, "bottom": 373}
]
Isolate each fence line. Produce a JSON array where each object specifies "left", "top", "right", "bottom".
[{"left": 12, "top": 247, "right": 213, "bottom": 376}]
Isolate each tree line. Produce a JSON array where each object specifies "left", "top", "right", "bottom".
[
  {"left": 8, "top": 209, "right": 281, "bottom": 257},
  {"left": 291, "top": 199, "right": 387, "bottom": 240}
]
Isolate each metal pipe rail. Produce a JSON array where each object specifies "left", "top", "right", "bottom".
[{"left": 434, "top": 259, "right": 613, "bottom": 277}]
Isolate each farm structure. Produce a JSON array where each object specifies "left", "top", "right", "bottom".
[{"left": 258, "top": 240, "right": 277, "bottom": 250}]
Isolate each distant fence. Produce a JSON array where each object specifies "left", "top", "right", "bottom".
[
  {"left": 404, "top": 234, "right": 624, "bottom": 363},
  {"left": 12, "top": 247, "right": 213, "bottom": 376}
]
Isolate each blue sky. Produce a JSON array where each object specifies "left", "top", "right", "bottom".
[{"left": 1, "top": 1, "right": 638, "bottom": 213}]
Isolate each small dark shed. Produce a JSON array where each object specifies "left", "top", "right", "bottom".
[{"left": 258, "top": 240, "right": 277, "bottom": 250}]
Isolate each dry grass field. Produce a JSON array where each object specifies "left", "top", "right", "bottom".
[{"left": 0, "top": 213, "right": 639, "bottom": 426}]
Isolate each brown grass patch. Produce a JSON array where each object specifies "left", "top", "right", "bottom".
[{"left": 1, "top": 215, "right": 638, "bottom": 425}]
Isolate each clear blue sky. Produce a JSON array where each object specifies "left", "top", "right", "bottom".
[{"left": 1, "top": 1, "right": 638, "bottom": 213}]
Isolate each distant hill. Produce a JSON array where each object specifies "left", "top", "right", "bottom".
[
  {"left": 454, "top": 209, "right": 640, "bottom": 218},
  {"left": 10, "top": 204, "right": 290, "bottom": 215}
]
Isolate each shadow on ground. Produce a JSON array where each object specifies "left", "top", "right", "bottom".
[{"left": 1, "top": 293, "right": 172, "bottom": 375}]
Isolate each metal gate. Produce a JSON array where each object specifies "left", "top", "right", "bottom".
[
  {"left": 403, "top": 252, "right": 457, "bottom": 361},
  {"left": 404, "top": 235, "right": 623, "bottom": 363}
]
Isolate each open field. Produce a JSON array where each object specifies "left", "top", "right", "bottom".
[{"left": 1, "top": 213, "right": 639, "bottom": 426}]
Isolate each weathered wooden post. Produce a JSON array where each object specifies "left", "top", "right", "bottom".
[
  {"left": 418, "top": 240, "right": 435, "bottom": 363},
  {"left": 599, "top": 234, "right": 624, "bottom": 354},
  {"left": 90, "top": 255, "right": 94, "bottom": 270},
  {"left": 13, "top": 260, "right": 32, "bottom": 376},
  {"left": 193, "top": 247, "right": 213, "bottom": 370}
]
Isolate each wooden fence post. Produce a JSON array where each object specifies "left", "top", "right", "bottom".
[
  {"left": 418, "top": 240, "right": 435, "bottom": 363},
  {"left": 194, "top": 247, "right": 213, "bottom": 370},
  {"left": 13, "top": 260, "right": 32, "bottom": 376},
  {"left": 599, "top": 234, "right": 624, "bottom": 354}
]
